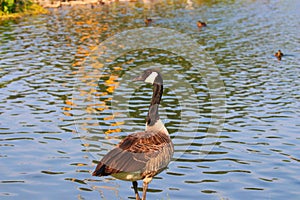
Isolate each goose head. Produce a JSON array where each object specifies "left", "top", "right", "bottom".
[{"left": 133, "top": 69, "right": 162, "bottom": 85}]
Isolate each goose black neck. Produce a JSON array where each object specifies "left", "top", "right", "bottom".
[{"left": 146, "top": 83, "right": 163, "bottom": 126}]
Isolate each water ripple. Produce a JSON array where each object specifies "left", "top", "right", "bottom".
[{"left": 1, "top": 1, "right": 300, "bottom": 199}]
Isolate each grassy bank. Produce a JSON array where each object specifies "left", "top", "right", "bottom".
[{"left": 0, "top": 0, "right": 49, "bottom": 22}]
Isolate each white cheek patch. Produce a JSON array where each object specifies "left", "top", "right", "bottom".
[{"left": 144, "top": 72, "right": 158, "bottom": 84}]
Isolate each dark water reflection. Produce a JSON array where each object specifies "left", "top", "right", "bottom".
[{"left": 1, "top": 0, "right": 300, "bottom": 199}]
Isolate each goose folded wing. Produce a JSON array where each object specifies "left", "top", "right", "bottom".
[{"left": 93, "top": 131, "right": 171, "bottom": 176}]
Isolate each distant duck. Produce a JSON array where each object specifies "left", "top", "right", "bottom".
[
  {"left": 144, "top": 18, "right": 153, "bottom": 26},
  {"left": 274, "top": 50, "right": 284, "bottom": 60},
  {"left": 197, "top": 20, "right": 207, "bottom": 28},
  {"left": 93, "top": 69, "right": 174, "bottom": 200}
]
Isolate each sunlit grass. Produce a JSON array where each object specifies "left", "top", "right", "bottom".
[{"left": 0, "top": 3, "right": 49, "bottom": 22}]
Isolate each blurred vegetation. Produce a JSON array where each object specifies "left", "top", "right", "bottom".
[
  {"left": 0, "top": 0, "right": 33, "bottom": 14},
  {"left": 0, "top": 0, "right": 48, "bottom": 21}
]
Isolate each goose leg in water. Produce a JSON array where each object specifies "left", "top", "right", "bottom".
[
  {"left": 132, "top": 181, "right": 141, "bottom": 200},
  {"left": 142, "top": 177, "right": 152, "bottom": 200}
]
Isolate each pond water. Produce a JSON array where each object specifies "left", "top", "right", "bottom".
[{"left": 1, "top": 0, "right": 300, "bottom": 199}]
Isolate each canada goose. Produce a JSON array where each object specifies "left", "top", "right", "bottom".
[
  {"left": 92, "top": 69, "right": 174, "bottom": 200},
  {"left": 197, "top": 20, "right": 207, "bottom": 28},
  {"left": 275, "top": 50, "right": 284, "bottom": 60}
]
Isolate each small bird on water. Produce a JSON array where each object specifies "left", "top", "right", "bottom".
[
  {"left": 144, "top": 18, "right": 153, "bottom": 26},
  {"left": 274, "top": 50, "right": 284, "bottom": 60},
  {"left": 92, "top": 69, "right": 174, "bottom": 200},
  {"left": 197, "top": 20, "right": 207, "bottom": 28}
]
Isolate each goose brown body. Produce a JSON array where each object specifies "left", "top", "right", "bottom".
[
  {"left": 92, "top": 130, "right": 173, "bottom": 180},
  {"left": 92, "top": 69, "right": 173, "bottom": 200}
]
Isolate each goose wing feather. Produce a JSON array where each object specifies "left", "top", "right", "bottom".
[{"left": 92, "top": 131, "right": 172, "bottom": 177}]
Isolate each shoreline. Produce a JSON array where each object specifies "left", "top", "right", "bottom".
[
  {"left": 42, "top": 0, "right": 104, "bottom": 8},
  {"left": 0, "top": 3, "right": 49, "bottom": 23},
  {"left": 0, "top": 0, "right": 137, "bottom": 23},
  {"left": 37, "top": 0, "right": 135, "bottom": 8}
]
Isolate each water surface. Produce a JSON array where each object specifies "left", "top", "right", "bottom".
[{"left": 1, "top": 0, "right": 300, "bottom": 199}]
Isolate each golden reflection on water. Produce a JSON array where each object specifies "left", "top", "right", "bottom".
[{"left": 60, "top": 6, "right": 127, "bottom": 135}]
